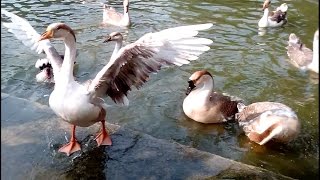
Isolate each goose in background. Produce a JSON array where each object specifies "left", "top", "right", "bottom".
[
  {"left": 258, "top": 0, "right": 288, "bottom": 28},
  {"left": 1, "top": 9, "right": 77, "bottom": 83},
  {"left": 38, "top": 22, "right": 213, "bottom": 156},
  {"left": 102, "top": 0, "right": 130, "bottom": 27},
  {"left": 183, "top": 70, "right": 242, "bottom": 123},
  {"left": 235, "top": 102, "right": 300, "bottom": 145},
  {"left": 286, "top": 29, "right": 319, "bottom": 74}
]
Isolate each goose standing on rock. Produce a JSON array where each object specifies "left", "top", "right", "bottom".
[
  {"left": 183, "top": 70, "right": 242, "bottom": 123},
  {"left": 286, "top": 29, "right": 319, "bottom": 74},
  {"left": 258, "top": 0, "right": 288, "bottom": 28},
  {"left": 38, "top": 22, "right": 213, "bottom": 156},
  {"left": 102, "top": 0, "right": 130, "bottom": 27},
  {"left": 235, "top": 102, "right": 300, "bottom": 145}
]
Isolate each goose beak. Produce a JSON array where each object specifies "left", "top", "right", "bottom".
[
  {"left": 186, "top": 80, "right": 196, "bottom": 95},
  {"left": 38, "top": 30, "right": 53, "bottom": 41},
  {"left": 103, "top": 35, "right": 112, "bottom": 43}
]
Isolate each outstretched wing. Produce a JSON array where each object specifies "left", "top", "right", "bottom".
[
  {"left": 88, "top": 23, "right": 213, "bottom": 105},
  {"left": 1, "top": 9, "right": 63, "bottom": 72}
]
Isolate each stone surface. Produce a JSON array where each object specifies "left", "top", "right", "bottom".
[{"left": 1, "top": 93, "right": 295, "bottom": 180}]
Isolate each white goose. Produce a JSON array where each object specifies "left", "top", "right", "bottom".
[
  {"left": 37, "top": 22, "right": 213, "bottom": 156},
  {"left": 286, "top": 30, "right": 319, "bottom": 74},
  {"left": 1, "top": 9, "right": 64, "bottom": 83},
  {"left": 236, "top": 102, "right": 300, "bottom": 145},
  {"left": 102, "top": 0, "right": 130, "bottom": 27},
  {"left": 258, "top": 0, "right": 288, "bottom": 28}
]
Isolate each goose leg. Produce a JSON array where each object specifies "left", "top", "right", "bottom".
[
  {"left": 95, "top": 108, "right": 112, "bottom": 146},
  {"left": 58, "top": 125, "right": 81, "bottom": 156}
]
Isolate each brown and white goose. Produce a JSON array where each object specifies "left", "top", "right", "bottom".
[
  {"left": 182, "top": 70, "right": 241, "bottom": 123},
  {"left": 235, "top": 102, "right": 300, "bottom": 145},
  {"left": 38, "top": 23, "right": 213, "bottom": 156},
  {"left": 286, "top": 29, "right": 319, "bottom": 74},
  {"left": 102, "top": 0, "right": 130, "bottom": 27},
  {"left": 258, "top": 0, "right": 288, "bottom": 28}
]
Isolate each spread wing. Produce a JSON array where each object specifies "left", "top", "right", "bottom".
[
  {"left": 1, "top": 9, "right": 63, "bottom": 72},
  {"left": 88, "top": 23, "right": 213, "bottom": 105}
]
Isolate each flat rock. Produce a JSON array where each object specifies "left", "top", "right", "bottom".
[{"left": 1, "top": 93, "right": 294, "bottom": 180}]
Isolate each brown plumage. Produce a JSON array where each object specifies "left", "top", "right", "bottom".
[
  {"left": 235, "top": 102, "right": 300, "bottom": 145},
  {"left": 183, "top": 70, "right": 242, "bottom": 123}
]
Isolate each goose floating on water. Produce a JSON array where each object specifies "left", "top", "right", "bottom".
[
  {"left": 37, "top": 22, "right": 213, "bottom": 156},
  {"left": 102, "top": 0, "right": 130, "bottom": 27},
  {"left": 258, "top": 0, "right": 288, "bottom": 28},
  {"left": 286, "top": 29, "right": 319, "bottom": 74},
  {"left": 183, "top": 70, "right": 242, "bottom": 123},
  {"left": 1, "top": 9, "right": 69, "bottom": 83},
  {"left": 236, "top": 102, "right": 300, "bottom": 145}
]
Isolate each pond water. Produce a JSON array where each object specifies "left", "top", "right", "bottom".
[{"left": 1, "top": 0, "right": 319, "bottom": 179}]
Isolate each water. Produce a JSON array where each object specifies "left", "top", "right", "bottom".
[{"left": 1, "top": 0, "right": 319, "bottom": 179}]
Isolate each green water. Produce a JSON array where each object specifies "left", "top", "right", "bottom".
[{"left": 1, "top": 0, "right": 319, "bottom": 178}]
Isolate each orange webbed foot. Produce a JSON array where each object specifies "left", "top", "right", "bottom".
[
  {"left": 95, "top": 130, "right": 112, "bottom": 146},
  {"left": 58, "top": 140, "right": 81, "bottom": 156}
]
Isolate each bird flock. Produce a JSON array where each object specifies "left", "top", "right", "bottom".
[{"left": 1, "top": 0, "right": 318, "bottom": 156}]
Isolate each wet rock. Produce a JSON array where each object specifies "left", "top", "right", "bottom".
[{"left": 1, "top": 93, "right": 294, "bottom": 180}]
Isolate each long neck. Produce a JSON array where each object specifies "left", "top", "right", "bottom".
[
  {"left": 189, "top": 77, "right": 214, "bottom": 99},
  {"left": 308, "top": 33, "right": 319, "bottom": 73},
  {"left": 110, "top": 40, "right": 122, "bottom": 62},
  {"left": 60, "top": 34, "right": 76, "bottom": 83},
  {"left": 263, "top": 8, "right": 269, "bottom": 18}
]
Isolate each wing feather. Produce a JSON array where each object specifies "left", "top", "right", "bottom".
[{"left": 89, "top": 23, "right": 213, "bottom": 104}]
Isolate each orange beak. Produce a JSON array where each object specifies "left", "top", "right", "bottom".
[{"left": 38, "top": 30, "right": 53, "bottom": 42}]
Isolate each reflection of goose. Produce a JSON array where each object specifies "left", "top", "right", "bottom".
[
  {"left": 258, "top": 0, "right": 288, "bottom": 28},
  {"left": 1, "top": 9, "right": 69, "bottom": 83},
  {"left": 235, "top": 102, "right": 300, "bottom": 145},
  {"left": 286, "top": 30, "right": 319, "bottom": 74},
  {"left": 102, "top": 0, "right": 130, "bottom": 27},
  {"left": 38, "top": 22, "right": 213, "bottom": 156},
  {"left": 183, "top": 70, "right": 242, "bottom": 123}
]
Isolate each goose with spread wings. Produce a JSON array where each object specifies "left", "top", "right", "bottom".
[
  {"left": 258, "top": 0, "right": 288, "bottom": 28},
  {"left": 1, "top": 9, "right": 76, "bottom": 83},
  {"left": 38, "top": 22, "right": 213, "bottom": 156}
]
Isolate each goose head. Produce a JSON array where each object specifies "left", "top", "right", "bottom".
[
  {"left": 262, "top": 0, "right": 271, "bottom": 11},
  {"left": 288, "top": 33, "right": 301, "bottom": 45},
  {"left": 123, "top": 0, "right": 129, "bottom": 13},
  {"left": 39, "top": 23, "right": 76, "bottom": 41},
  {"left": 103, "top": 32, "right": 123, "bottom": 43},
  {"left": 186, "top": 70, "right": 213, "bottom": 95}
]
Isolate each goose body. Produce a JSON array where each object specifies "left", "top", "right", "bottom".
[
  {"left": 38, "top": 22, "right": 213, "bottom": 155},
  {"left": 286, "top": 30, "right": 319, "bottom": 73},
  {"left": 183, "top": 70, "right": 241, "bottom": 123},
  {"left": 102, "top": 0, "right": 130, "bottom": 27},
  {"left": 236, "top": 102, "right": 300, "bottom": 145},
  {"left": 258, "top": 0, "right": 288, "bottom": 28}
]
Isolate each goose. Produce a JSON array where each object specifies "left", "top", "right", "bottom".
[
  {"left": 235, "top": 102, "right": 300, "bottom": 145},
  {"left": 258, "top": 0, "right": 288, "bottom": 28},
  {"left": 102, "top": 0, "right": 130, "bottom": 27},
  {"left": 37, "top": 22, "right": 213, "bottom": 156},
  {"left": 182, "top": 70, "right": 242, "bottom": 123},
  {"left": 1, "top": 9, "right": 76, "bottom": 83},
  {"left": 286, "top": 29, "right": 319, "bottom": 74}
]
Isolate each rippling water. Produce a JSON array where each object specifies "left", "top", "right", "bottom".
[{"left": 1, "top": 0, "right": 319, "bottom": 178}]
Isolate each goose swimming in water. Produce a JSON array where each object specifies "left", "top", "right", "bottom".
[
  {"left": 235, "top": 102, "right": 300, "bottom": 145},
  {"left": 183, "top": 70, "right": 242, "bottom": 123},
  {"left": 102, "top": 0, "right": 130, "bottom": 27},
  {"left": 37, "top": 22, "right": 213, "bottom": 156},
  {"left": 1, "top": 9, "right": 77, "bottom": 83},
  {"left": 258, "top": 0, "right": 288, "bottom": 28},
  {"left": 286, "top": 29, "right": 319, "bottom": 74}
]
